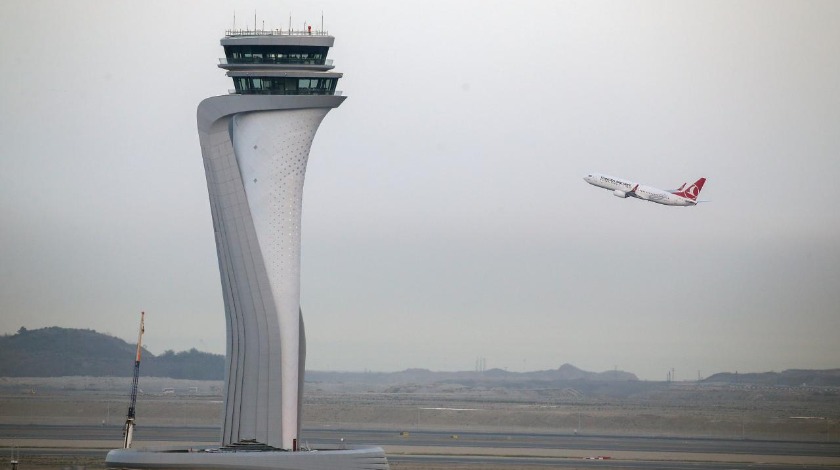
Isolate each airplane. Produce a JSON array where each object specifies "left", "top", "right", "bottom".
[{"left": 584, "top": 173, "right": 707, "bottom": 206}]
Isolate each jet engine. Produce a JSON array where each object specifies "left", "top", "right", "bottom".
[{"left": 613, "top": 190, "right": 629, "bottom": 198}]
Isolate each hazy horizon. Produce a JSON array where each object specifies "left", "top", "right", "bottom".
[
  {"left": 8, "top": 324, "right": 834, "bottom": 380},
  {"left": 2, "top": 1, "right": 839, "bottom": 381}
]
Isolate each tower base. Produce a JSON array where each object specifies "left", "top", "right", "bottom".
[{"left": 106, "top": 444, "right": 389, "bottom": 470}]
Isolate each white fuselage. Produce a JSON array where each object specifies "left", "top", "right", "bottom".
[{"left": 584, "top": 173, "right": 697, "bottom": 206}]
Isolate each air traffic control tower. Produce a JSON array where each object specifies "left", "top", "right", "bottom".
[
  {"left": 107, "top": 26, "right": 389, "bottom": 470},
  {"left": 197, "top": 27, "right": 344, "bottom": 453}
]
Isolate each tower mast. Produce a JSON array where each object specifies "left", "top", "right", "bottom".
[{"left": 122, "top": 311, "right": 145, "bottom": 449}]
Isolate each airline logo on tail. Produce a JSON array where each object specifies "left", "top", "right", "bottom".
[
  {"left": 672, "top": 178, "right": 706, "bottom": 201},
  {"left": 584, "top": 173, "right": 708, "bottom": 207}
]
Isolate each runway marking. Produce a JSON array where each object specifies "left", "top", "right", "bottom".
[{"left": 419, "top": 407, "right": 480, "bottom": 411}]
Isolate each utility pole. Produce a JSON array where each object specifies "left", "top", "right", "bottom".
[{"left": 122, "top": 312, "right": 145, "bottom": 449}]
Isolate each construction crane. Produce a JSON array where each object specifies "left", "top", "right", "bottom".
[
  {"left": 122, "top": 311, "right": 145, "bottom": 449},
  {"left": 10, "top": 447, "right": 19, "bottom": 470}
]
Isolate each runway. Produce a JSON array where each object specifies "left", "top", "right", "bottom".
[
  {"left": 391, "top": 454, "right": 840, "bottom": 469},
  {"left": 315, "top": 428, "right": 840, "bottom": 457},
  {"left": 2, "top": 424, "right": 839, "bottom": 469}
]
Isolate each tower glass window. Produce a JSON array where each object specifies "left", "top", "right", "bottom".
[
  {"left": 224, "top": 45, "right": 330, "bottom": 65},
  {"left": 233, "top": 77, "right": 337, "bottom": 95}
]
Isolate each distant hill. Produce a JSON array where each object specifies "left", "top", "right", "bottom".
[
  {"left": 0, "top": 327, "right": 638, "bottom": 384},
  {"left": 307, "top": 363, "right": 638, "bottom": 387},
  {"left": 6, "top": 327, "right": 836, "bottom": 390},
  {"left": 0, "top": 327, "right": 224, "bottom": 380},
  {"left": 703, "top": 369, "right": 840, "bottom": 387}
]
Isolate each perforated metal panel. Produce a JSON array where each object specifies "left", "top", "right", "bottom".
[{"left": 197, "top": 96, "right": 341, "bottom": 450}]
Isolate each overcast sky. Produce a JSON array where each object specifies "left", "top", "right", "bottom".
[{"left": 2, "top": 1, "right": 839, "bottom": 380}]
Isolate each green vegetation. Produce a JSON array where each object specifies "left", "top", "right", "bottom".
[
  {"left": 704, "top": 369, "right": 840, "bottom": 387},
  {"left": 0, "top": 327, "right": 224, "bottom": 379}
]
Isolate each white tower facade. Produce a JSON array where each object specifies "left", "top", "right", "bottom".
[
  {"left": 197, "top": 31, "right": 345, "bottom": 450},
  {"left": 107, "top": 27, "right": 388, "bottom": 470}
]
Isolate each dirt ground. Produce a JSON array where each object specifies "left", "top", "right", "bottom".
[
  {"left": 1, "top": 380, "right": 836, "bottom": 441},
  {"left": 0, "top": 376, "right": 838, "bottom": 469}
]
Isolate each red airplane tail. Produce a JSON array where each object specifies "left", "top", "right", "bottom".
[{"left": 674, "top": 178, "right": 706, "bottom": 201}]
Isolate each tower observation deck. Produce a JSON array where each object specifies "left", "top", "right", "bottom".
[
  {"left": 219, "top": 29, "right": 342, "bottom": 95},
  {"left": 195, "top": 29, "right": 345, "bottom": 451}
]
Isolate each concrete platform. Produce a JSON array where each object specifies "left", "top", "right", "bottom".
[{"left": 106, "top": 444, "right": 389, "bottom": 470}]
